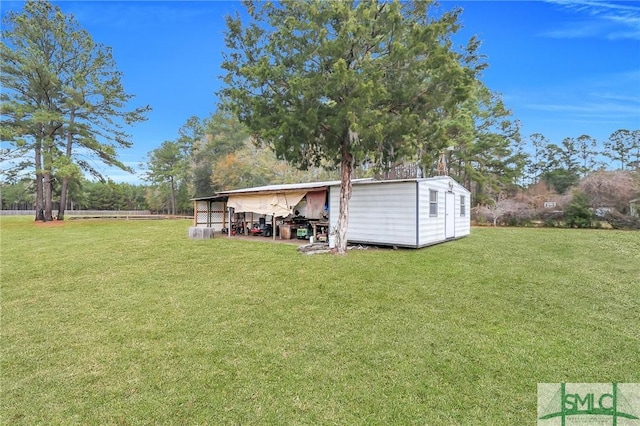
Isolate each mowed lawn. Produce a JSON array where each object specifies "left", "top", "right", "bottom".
[{"left": 1, "top": 216, "right": 638, "bottom": 425}]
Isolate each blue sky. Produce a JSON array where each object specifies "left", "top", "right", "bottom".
[{"left": 2, "top": 0, "right": 639, "bottom": 184}]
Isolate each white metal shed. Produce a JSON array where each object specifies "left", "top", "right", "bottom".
[
  {"left": 192, "top": 176, "right": 471, "bottom": 248},
  {"left": 328, "top": 177, "right": 470, "bottom": 248}
]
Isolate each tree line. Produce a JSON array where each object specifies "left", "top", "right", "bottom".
[
  {"left": 1, "top": 179, "right": 147, "bottom": 212},
  {"left": 142, "top": 109, "right": 639, "bottom": 217},
  {"left": 6, "top": 116, "right": 636, "bottom": 221},
  {"left": 143, "top": 111, "right": 340, "bottom": 215}
]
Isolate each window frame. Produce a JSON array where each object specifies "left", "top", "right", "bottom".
[
  {"left": 460, "top": 195, "right": 466, "bottom": 217},
  {"left": 429, "top": 189, "right": 438, "bottom": 217}
]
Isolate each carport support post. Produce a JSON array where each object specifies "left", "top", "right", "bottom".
[
  {"left": 227, "top": 207, "right": 232, "bottom": 237},
  {"left": 272, "top": 214, "right": 276, "bottom": 240},
  {"left": 222, "top": 202, "right": 227, "bottom": 230}
]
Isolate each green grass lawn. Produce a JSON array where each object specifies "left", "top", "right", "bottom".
[{"left": 1, "top": 217, "right": 638, "bottom": 424}]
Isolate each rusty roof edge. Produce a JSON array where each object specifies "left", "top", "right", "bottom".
[{"left": 194, "top": 176, "right": 468, "bottom": 200}]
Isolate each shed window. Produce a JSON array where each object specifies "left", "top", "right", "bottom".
[
  {"left": 460, "top": 195, "right": 466, "bottom": 217},
  {"left": 429, "top": 190, "right": 438, "bottom": 217}
]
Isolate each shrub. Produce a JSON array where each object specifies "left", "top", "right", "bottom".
[
  {"left": 505, "top": 214, "right": 532, "bottom": 227},
  {"left": 539, "top": 210, "right": 563, "bottom": 227},
  {"left": 564, "top": 193, "right": 593, "bottom": 228},
  {"left": 604, "top": 211, "right": 640, "bottom": 230},
  {"left": 578, "top": 170, "right": 638, "bottom": 214},
  {"left": 473, "top": 210, "right": 488, "bottom": 226}
]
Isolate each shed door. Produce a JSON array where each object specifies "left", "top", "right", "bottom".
[{"left": 445, "top": 192, "right": 455, "bottom": 239}]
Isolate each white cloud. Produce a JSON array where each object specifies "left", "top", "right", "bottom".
[
  {"left": 527, "top": 101, "right": 639, "bottom": 118},
  {"left": 522, "top": 67, "right": 640, "bottom": 117},
  {"left": 508, "top": 67, "right": 640, "bottom": 143},
  {"left": 543, "top": 0, "right": 640, "bottom": 40}
]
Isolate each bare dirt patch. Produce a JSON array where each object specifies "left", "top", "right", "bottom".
[{"left": 33, "top": 220, "right": 66, "bottom": 227}]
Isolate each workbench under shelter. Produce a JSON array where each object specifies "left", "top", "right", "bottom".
[{"left": 192, "top": 181, "right": 334, "bottom": 241}]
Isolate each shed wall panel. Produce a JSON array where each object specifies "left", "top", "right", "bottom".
[
  {"left": 455, "top": 192, "right": 471, "bottom": 237},
  {"left": 417, "top": 180, "right": 449, "bottom": 246},
  {"left": 329, "top": 182, "right": 417, "bottom": 246},
  {"left": 417, "top": 178, "right": 471, "bottom": 246}
]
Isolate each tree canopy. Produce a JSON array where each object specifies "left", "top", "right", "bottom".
[{"left": 220, "top": 0, "right": 479, "bottom": 253}]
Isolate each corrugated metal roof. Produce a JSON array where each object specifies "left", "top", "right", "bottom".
[
  {"left": 193, "top": 176, "right": 469, "bottom": 200},
  {"left": 347, "top": 176, "right": 470, "bottom": 193},
  {"left": 191, "top": 195, "right": 228, "bottom": 201},
  {"left": 217, "top": 178, "right": 373, "bottom": 195}
]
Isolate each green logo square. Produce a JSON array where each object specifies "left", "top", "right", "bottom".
[{"left": 538, "top": 383, "right": 640, "bottom": 425}]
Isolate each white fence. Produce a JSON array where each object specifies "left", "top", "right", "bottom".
[{"left": 0, "top": 210, "right": 152, "bottom": 216}]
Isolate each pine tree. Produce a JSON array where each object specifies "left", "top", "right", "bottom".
[{"left": 1, "top": 0, "right": 149, "bottom": 220}]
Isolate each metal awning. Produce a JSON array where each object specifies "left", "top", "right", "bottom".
[
  {"left": 226, "top": 191, "right": 308, "bottom": 217},
  {"left": 216, "top": 180, "right": 343, "bottom": 196},
  {"left": 191, "top": 195, "right": 228, "bottom": 202}
]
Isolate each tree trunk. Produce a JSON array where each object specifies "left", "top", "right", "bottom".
[
  {"left": 34, "top": 138, "right": 45, "bottom": 221},
  {"left": 335, "top": 135, "right": 355, "bottom": 255},
  {"left": 43, "top": 171, "right": 54, "bottom": 221},
  {"left": 170, "top": 177, "right": 177, "bottom": 215},
  {"left": 58, "top": 110, "right": 75, "bottom": 221},
  {"left": 42, "top": 140, "right": 55, "bottom": 221},
  {"left": 58, "top": 177, "right": 68, "bottom": 220}
]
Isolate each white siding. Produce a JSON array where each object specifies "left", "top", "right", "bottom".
[
  {"left": 417, "top": 179, "right": 449, "bottom": 246},
  {"left": 416, "top": 177, "right": 471, "bottom": 246},
  {"left": 329, "top": 181, "right": 417, "bottom": 247},
  {"left": 455, "top": 191, "right": 471, "bottom": 237},
  {"left": 327, "top": 177, "right": 471, "bottom": 248}
]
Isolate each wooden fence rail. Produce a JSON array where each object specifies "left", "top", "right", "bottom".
[{"left": 0, "top": 210, "right": 152, "bottom": 216}]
